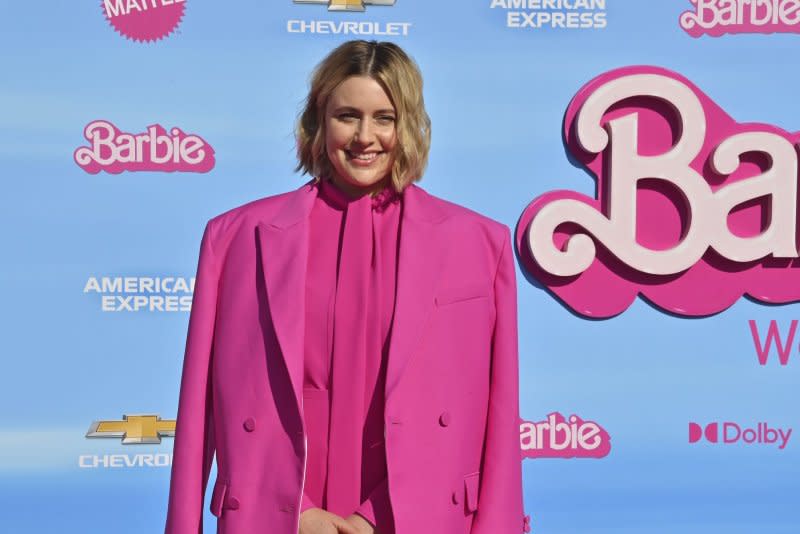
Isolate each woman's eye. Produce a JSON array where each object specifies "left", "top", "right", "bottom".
[{"left": 376, "top": 116, "right": 396, "bottom": 124}]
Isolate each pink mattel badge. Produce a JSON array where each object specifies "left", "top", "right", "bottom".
[
  {"left": 101, "top": 0, "right": 186, "bottom": 43},
  {"left": 517, "top": 65, "right": 800, "bottom": 318}
]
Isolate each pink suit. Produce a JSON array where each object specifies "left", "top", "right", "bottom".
[{"left": 164, "top": 179, "right": 525, "bottom": 534}]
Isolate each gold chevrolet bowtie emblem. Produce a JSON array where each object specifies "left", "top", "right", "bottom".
[
  {"left": 294, "top": 0, "right": 396, "bottom": 12},
  {"left": 86, "top": 414, "right": 176, "bottom": 444}
]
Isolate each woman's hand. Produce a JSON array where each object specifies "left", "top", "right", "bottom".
[
  {"left": 299, "top": 508, "right": 360, "bottom": 534},
  {"left": 344, "top": 513, "right": 378, "bottom": 534}
]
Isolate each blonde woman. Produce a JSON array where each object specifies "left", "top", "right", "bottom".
[{"left": 164, "top": 40, "right": 525, "bottom": 534}]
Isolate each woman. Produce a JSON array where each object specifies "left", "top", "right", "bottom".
[{"left": 164, "top": 40, "right": 525, "bottom": 534}]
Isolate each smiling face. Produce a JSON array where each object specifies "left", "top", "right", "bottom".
[{"left": 324, "top": 75, "right": 397, "bottom": 198}]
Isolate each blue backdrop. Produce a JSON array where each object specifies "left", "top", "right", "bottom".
[{"left": 1, "top": 1, "right": 798, "bottom": 532}]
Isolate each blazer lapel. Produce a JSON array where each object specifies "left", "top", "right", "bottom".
[
  {"left": 257, "top": 181, "right": 317, "bottom": 412},
  {"left": 385, "top": 184, "right": 451, "bottom": 402},
  {"left": 256, "top": 181, "right": 451, "bottom": 412}
]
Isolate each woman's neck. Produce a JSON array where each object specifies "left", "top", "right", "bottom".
[{"left": 326, "top": 174, "right": 392, "bottom": 199}]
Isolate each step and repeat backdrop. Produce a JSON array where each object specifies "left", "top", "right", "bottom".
[{"left": 2, "top": 1, "right": 799, "bottom": 533}]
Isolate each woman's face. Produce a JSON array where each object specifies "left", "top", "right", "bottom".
[{"left": 324, "top": 75, "right": 397, "bottom": 197}]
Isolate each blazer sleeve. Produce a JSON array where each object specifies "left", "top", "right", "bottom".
[
  {"left": 471, "top": 226, "right": 526, "bottom": 534},
  {"left": 165, "top": 220, "right": 220, "bottom": 534}
]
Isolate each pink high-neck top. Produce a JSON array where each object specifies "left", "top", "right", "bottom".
[{"left": 300, "top": 177, "right": 401, "bottom": 534}]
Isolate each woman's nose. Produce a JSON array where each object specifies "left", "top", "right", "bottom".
[{"left": 354, "top": 119, "right": 374, "bottom": 144}]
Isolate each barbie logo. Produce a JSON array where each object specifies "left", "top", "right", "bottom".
[
  {"left": 74, "top": 120, "right": 215, "bottom": 174},
  {"left": 680, "top": 0, "right": 800, "bottom": 37},
  {"left": 520, "top": 413, "right": 611, "bottom": 459},
  {"left": 516, "top": 65, "right": 800, "bottom": 318}
]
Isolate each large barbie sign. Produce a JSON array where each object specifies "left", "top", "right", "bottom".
[{"left": 516, "top": 66, "right": 800, "bottom": 318}]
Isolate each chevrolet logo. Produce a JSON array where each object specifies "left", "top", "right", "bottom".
[
  {"left": 294, "top": 0, "right": 396, "bottom": 12},
  {"left": 86, "top": 414, "right": 176, "bottom": 444}
]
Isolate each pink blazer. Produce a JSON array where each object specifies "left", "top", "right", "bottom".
[{"left": 164, "top": 180, "right": 525, "bottom": 534}]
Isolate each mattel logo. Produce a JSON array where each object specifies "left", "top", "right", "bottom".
[{"left": 689, "top": 422, "right": 792, "bottom": 450}]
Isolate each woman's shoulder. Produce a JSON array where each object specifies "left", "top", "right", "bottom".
[
  {"left": 411, "top": 184, "right": 511, "bottom": 269},
  {"left": 412, "top": 184, "right": 510, "bottom": 237},
  {"left": 201, "top": 181, "right": 314, "bottom": 246},
  {"left": 213, "top": 184, "right": 307, "bottom": 222}
]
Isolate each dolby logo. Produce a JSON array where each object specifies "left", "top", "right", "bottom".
[{"left": 689, "top": 422, "right": 792, "bottom": 450}]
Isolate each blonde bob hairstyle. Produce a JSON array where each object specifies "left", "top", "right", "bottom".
[{"left": 295, "top": 40, "right": 431, "bottom": 192}]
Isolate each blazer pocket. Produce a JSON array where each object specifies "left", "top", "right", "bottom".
[
  {"left": 464, "top": 471, "right": 480, "bottom": 514},
  {"left": 435, "top": 282, "right": 491, "bottom": 307},
  {"left": 210, "top": 478, "right": 228, "bottom": 518}
]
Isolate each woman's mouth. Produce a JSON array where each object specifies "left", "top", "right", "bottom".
[{"left": 346, "top": 150, "right": 381, "bottom": 165}]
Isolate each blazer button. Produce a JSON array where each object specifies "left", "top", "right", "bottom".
[
  {"left": 243, "top": 417, "right": 256, "bottom": 432},
  {"left": 439, "top": 412, "right": 451, "bottom": 427},
  {"left": 226, "top": 496, "right": 240, "bottom": 510},
  {"left": 451, "top": 490, "right": 460, "bottom": 505}
]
